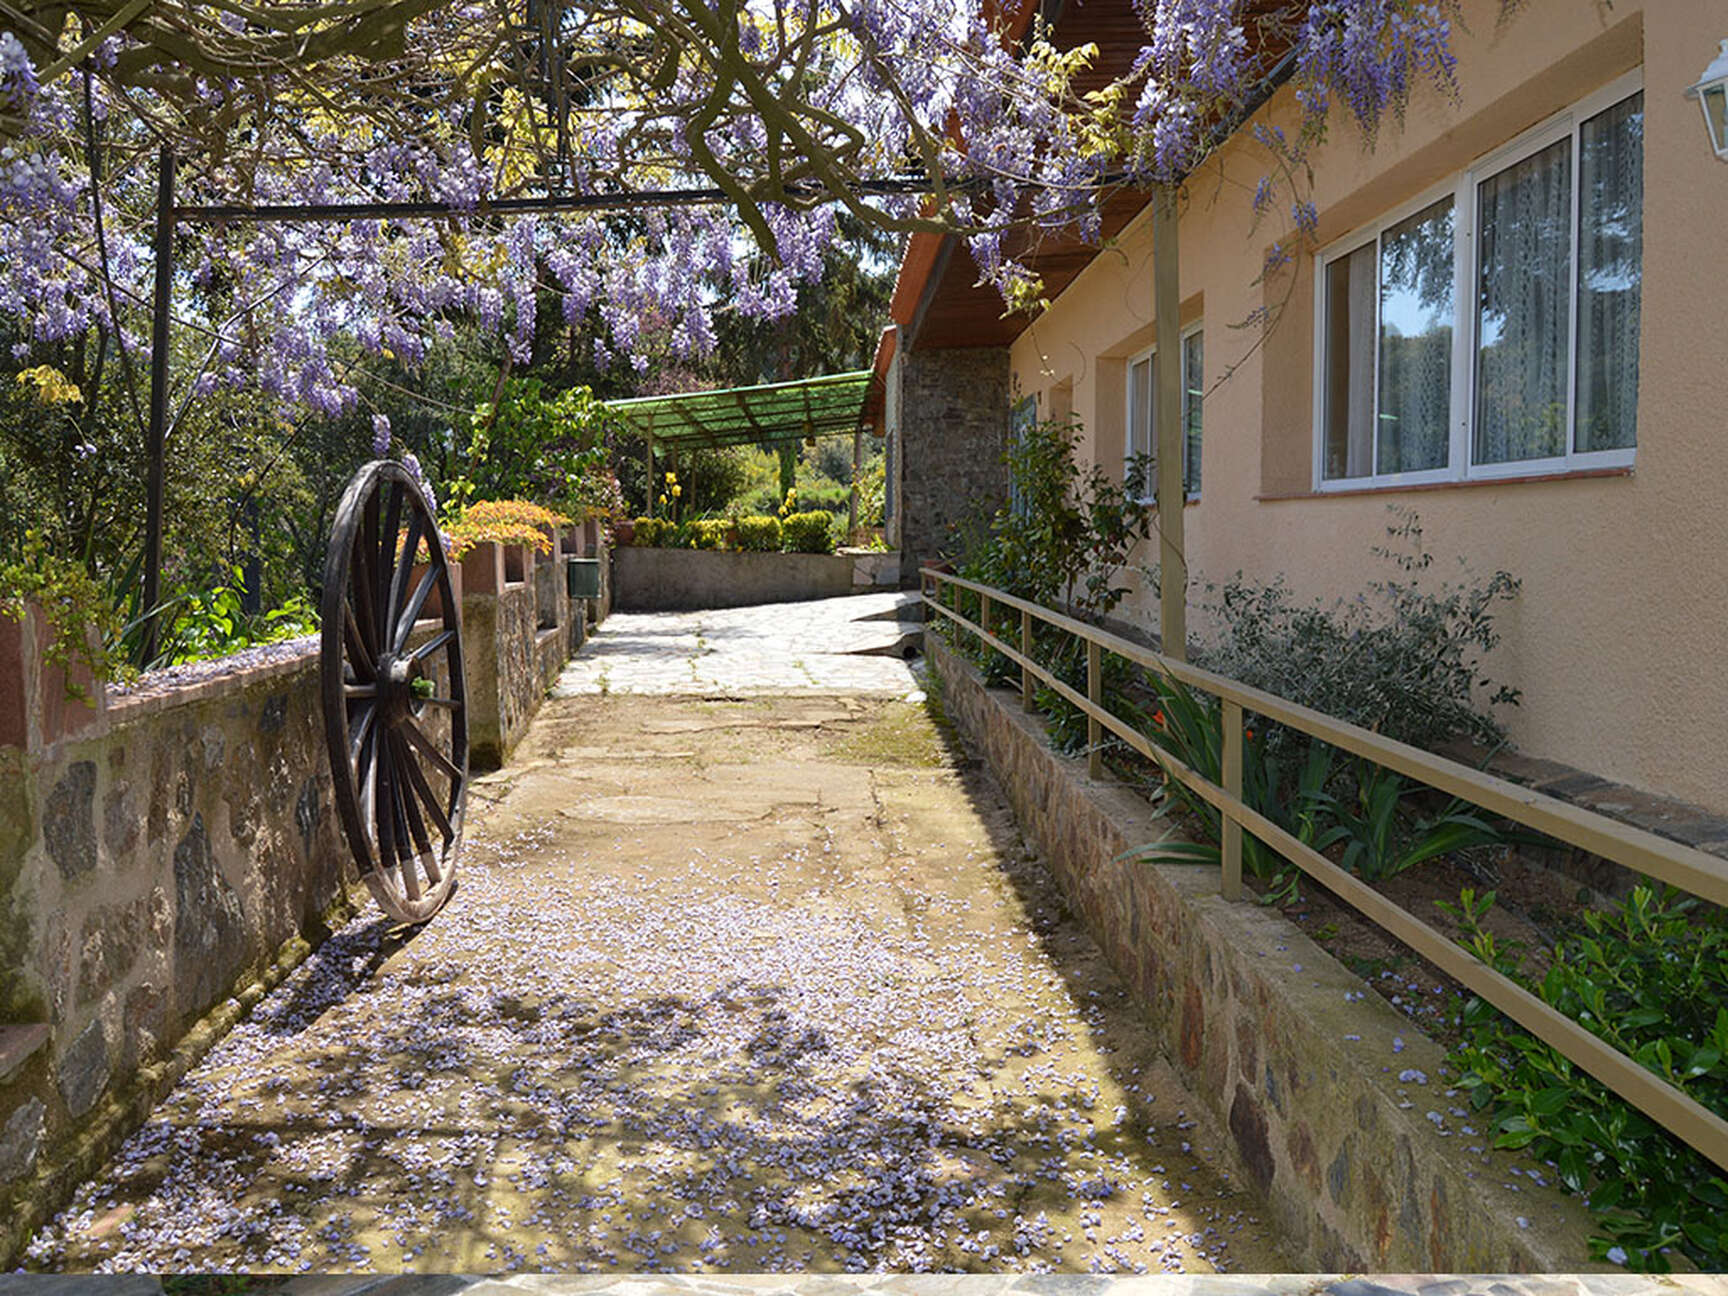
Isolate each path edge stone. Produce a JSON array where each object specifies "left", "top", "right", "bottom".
[{"left": 926, "top": 632, "right": 1602, "bottom": 1271}]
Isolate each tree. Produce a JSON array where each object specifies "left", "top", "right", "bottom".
[{"left": 0, "top": 0, "right": 1505, "bottom": 634}]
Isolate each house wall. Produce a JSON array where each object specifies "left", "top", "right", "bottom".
[
  {"left": 1007, "top": 0, "right": 1728, "bottom": 814},
  {"left": 895, "top": 346, "right": 1011, "bottom": 584}
]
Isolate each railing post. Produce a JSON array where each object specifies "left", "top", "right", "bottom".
[
  {"left": 981, "top": 591, "right": 991, "bottom": 642},
  {"left": 1222, "top": 699, "right": 1243, "bottom": 901},
  {"left": 1087, "top": 640, "right": 1103, "bottom": 780},
  {"left": 1020, "top": 608, "right": 1035, "bottom": 712}
]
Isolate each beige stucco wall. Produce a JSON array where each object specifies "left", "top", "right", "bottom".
[{"left": 1009, "top": 0, "right": 1728, "bottom": 813}]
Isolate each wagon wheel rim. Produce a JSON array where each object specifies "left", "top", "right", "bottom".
[{"left": 320, "top": 459, "right": 468, "bottom": 924}]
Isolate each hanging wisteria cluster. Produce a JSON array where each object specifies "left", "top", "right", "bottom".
[{"left": 0, "top": 0, "right": 1484, "bottom": 422}]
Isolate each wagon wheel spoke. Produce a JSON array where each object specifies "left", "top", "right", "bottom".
[
  {"left": 392, "top": 732, "right": 441, "bottom": 887},
  {"left": 359, "top": 726, "right": 379, "bottom": 859},
  {"left": 397, "top": 729, "right": 454, "bottom": 842},
  {"left": 344, "top": 602, "right": 375, "bottom": 680},
  {"left": 398, "top": 716, "right": 461, "bottom": 784},
  {"left": 409, "top": 628, "right": 456, "bottom": 663},
  {"left": 378, "top": 480, "right": 404, "bottom": 614},
  {"left": 387, "top": 757, "right": 424, "bottom": 902},
  {"left": 354, "top": 494, "right": 382, "bottom": 658},
  {"left": 389, "top": 511, "right": 425, "bottom": 649},
  {"left": 375, "top": 758, "right": 398, "bottom": 878},
  {"left": 394, "top": 564, "right": 438, "bottom": 652},
  {"left": 348, "top": 701, "right": 377, "bottom": 768},
  {"left": 418, "top": 695, "right": 463, "bottom": 710}
]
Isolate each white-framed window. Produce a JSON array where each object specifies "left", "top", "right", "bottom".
[
  {"left": 1313, "top": 71, "right": 1643, "bottom": 490},
  {"left": 1126, "top": 325, "right": 1204, "bottom": 502}
]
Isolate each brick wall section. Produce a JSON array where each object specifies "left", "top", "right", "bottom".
[
  {"left": 894, "top": 345, "right": 1010, "bottom": 584},
  {"left": 926, "top": 632, "right": 1602, "bottom": 1270}
]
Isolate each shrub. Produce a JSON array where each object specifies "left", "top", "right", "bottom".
[
  {"left": 631, "top": 517, "right": 672, "bottom": 547},
  {"left": 782, "top": 510, "right": 835, "bottom": 554},
  {"left": 1444, "top": 885, "right": 1728, "bottom": 1271},
  {"left": 683, "top": 519, "right": 729, "bottom": 550},
  {"left": 1196, "top": 507, "right": 1520, "bottom": 754},
  {"left": 445, "top": 499, "right": 571, "bottom": 559},
  {"left": 735, "top": 515, "right": 782, "bottom": 552},
  {"left": 957, "top": 414, "right": 1153, "bottom": 620}
]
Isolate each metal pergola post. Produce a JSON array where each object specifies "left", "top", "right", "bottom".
[{"left": 141, "top": 147, "right": 175, "bottom": 665}]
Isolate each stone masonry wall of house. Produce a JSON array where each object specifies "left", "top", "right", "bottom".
[
  {"left": 0, "top": 537, "right": 594, "bottom": 1263},
  {"left": 926, "top": 632, "right": 1600, "bottom": 1271},
  {"left": 895, "top": 345, "right": 1010, "bottom": 584}
]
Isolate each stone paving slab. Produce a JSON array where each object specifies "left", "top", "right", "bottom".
[{"left": 552, "top": 594, "right": 924, "bottom": 697}]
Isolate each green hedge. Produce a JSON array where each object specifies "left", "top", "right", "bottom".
[
  {"left": 735, "top": 515, "right": 782, "bottom": 552},
  {"left": 782, "top": 510, "right": 834, "bottom": 554},
  {"left": 628, "top": 512, "right": 832, "bottom": 555}
]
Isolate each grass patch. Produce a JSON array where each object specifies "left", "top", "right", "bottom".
[{"left": 825, "top": 702, "right": 946, "bottom": 767}]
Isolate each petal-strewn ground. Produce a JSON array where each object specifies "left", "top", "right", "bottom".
[{"left": 29, "top": 598, "right": 1284, "bottom": 1274}]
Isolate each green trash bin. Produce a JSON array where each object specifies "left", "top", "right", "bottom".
[{"left": 566, "top": 556, "right": 602, "bottom": 599}]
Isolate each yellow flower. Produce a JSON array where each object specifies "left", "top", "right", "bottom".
[
  {"left": 16, "top": 365, "right": 82, "bottom": 405},
  {"left": 670, "top": 484, "right": 682, "bottom": 497},
  {"left": 665, "top": 471, "right": 677, "bottom": 484},
  {"left": 658, "top": 494, "right": 668, "bottom": 506}
]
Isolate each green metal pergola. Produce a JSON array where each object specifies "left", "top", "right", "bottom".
[
  {"left": 604, "top": 370, "right": 873, "bottom": 450},
  {"left": 605, "top": 370, "right": 878, "bottom": 525}
]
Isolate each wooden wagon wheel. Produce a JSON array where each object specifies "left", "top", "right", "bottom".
[{"left": 320, "top": 459, "right": 468, "bottom": 924}]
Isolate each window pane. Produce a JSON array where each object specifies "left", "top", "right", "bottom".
[
  {"left": 1575, "top": 92, "right": 1642, "bottom": 452},
  {"left": 1323, "top": 243, "right": 1376, "bottom": 479},
  {"left": 1475, "top": 136, "right": 1572, "bottom": 464},
  {"left": 1129, "top": 355, "right": 1153, "bottom": 496},
  {"left": 1376, "top": 197, "right": 1453, "bottom": 473},
  {"left": 1183, "top": 331, "right": 1203, "bottom": 496}
]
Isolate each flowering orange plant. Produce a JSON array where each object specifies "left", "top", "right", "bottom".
[{"left": 430, "top": 499, "right": 573, "bottom": 561}]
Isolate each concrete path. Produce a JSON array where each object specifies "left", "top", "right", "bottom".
[
  {"left": 26, "top": 599, "right": 1287, "bottom": 1274},
  {"left": 552, "top": 594, "right": 924, "bottom": 697}
]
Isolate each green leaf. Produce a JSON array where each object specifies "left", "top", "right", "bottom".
[{"left": 1528, "top": 1087, "right": 1571, "bottom": 1117}]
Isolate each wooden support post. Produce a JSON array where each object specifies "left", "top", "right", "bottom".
[
  {"left": 1087, "top": 640, "right": 1103, "bottom": 780},
  {"left": 980, "top": 592, "right": 991, "bottom": 645},
  {"left": 1153, "top": 185, "right": 1187, "bottom": 662},
  {"left": 1222, "top": 700, "right": 1244, "bottom": 901},
  {"left": 1020, "top": 608, "right": 1035, "bottom": 712},
  {"left": 645, "top": 425, "right": 655, "bottom": 519}
]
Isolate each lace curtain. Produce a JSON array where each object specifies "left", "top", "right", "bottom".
[
  {"left": 1474, "top": 136, "right": 1573, "bottom": 464},
  {"left": 1575, "top": 92, "right": 1643, "bottom": 453},
  {"left": 1377, "top": 197, "right": 1455, "bottom": 473}
]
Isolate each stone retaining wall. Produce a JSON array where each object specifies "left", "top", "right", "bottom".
[
  {"left": 0, "top": 533, "right": 600, "bottom": 1263},
  {"left": 611, "top": 546, "right": 896, "bottom": 611},
  {"left": 926, "top": 632, "right": 1601, "bottom": 1271},
  {"left": 0, "top": 644, "right": 348, "bottom": 1263}
]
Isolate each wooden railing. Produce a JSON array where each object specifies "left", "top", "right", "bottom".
[{"left": 920, "top": 566, "right": 1728, "bottom": 1175}]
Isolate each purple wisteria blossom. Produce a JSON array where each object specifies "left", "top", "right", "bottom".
[{"left": 0, "top": 0, "right": 1494, "bottom": 444}]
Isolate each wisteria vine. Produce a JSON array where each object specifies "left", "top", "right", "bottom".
[{"left": 0, "top": 0, "right": 1482, "bottom": 428}]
